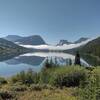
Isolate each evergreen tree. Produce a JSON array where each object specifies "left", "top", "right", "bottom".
[
  {"left": 74, "top": 51, "right": 81, "bottom": 66},
  {"left": 69, "top": 58, "right": 72, "bottom": 65},
  {"left": 45, "top": 57, "right": 50, "bottom": 68}
]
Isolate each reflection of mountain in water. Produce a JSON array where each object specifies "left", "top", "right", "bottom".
[
  {"left": 0, "top": 52, "right": 92, "bottom": 77},
  {"left": 0, "top": 53, "right": 22, "bottom": 62},
  {"left": 5, "top": 59, "right": 20, "bottom": 65},
  {"left": 5, "top": 56, "right": 45, "bottom": 66},
  {"left": 3, "top": 52, "right": 91, "bottom": 67}
]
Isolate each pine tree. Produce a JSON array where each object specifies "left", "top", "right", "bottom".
[
  {"left": 69, "top": 58, "right": 72, "bottom": 65},
  {"left": 74, "top": 51, "right": 81, "bottom": 66}
]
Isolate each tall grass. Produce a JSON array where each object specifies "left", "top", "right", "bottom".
[
  {"left": 0, "top": 65, "right": 100, "bottom": 100},
  {"left": 10, "top": 66, "right": 88, "bottom": 87},
  {"left": 11, "top": 69, "right": 39, "bottom": 84}
]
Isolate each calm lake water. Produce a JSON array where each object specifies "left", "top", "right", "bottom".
[{"left": 0, "top": 52, "right": 90, "bottom": 77}]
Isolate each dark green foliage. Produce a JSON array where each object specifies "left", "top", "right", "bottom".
[
  {"left": 74, "top": 51, "right": 81, "bottom": 66},
  {"left": 69, "top": 58, "right": 72, "bottom": 65},
  {"left": 0, "top": 77, "right": 7, "bottom": 85},
  {"left": 29, "top": 84, "right": 55, "bottom": 91},
  {"left": 54, "top": 57, "right": 59, "bottom": 66},
  {"left": 11, "top": 69, "right": 38, "bottom": 84},
  {"left": 66, "top": 58, "right": 72, "bottom": 66},
  {"left": 79, "top": 37, "right": 100, "bottom": 58},
  {"left": 81, "top": 54, "right": 100, "bottom": 66},
  {"left": 10, "top": 85, "right": 27, "bottom": 92},
  {"left": 51, "top": 67, "right": 86, "bottom": 87},
  {"left": 0, "top": 90, "right": 15, "bottom": 100},
  {"left": 44, "top": 58, "right": 51, "bottom": 68},
  {"left": 39, "top": 66, "right": 87, "bottom": 87},
  {"left": 79, "top": 67, "right": 100, "bottom": 100},
  {"left": 44, "top": 57, "right": 58, "bottom": 69},
  {"left": 11, "top": 66, "right": 87, "bottom": 88},
  {"left": 29, "top": 84, "right": 42, "bottom": 91},
  {"left": 0, "top": 38, "right": 30, "bottom": 55}
]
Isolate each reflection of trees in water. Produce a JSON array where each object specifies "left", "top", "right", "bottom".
[
  {"left": 74, "top": 51, "right": 81, "bottom": 66},
  {"left": 81, "top": 54, "right": 100, "bottom": 66},
  {"left": 44, "top": 57, "right": 73, "bottom": 68},
  {"left": 0, "top": 52, "right": 94, "bottom": 67}
]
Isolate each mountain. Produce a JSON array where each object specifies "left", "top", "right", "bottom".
[
  {"left": 74, "top": 37, "right": 89, "bottom": 44},
  {"left": 57, "top": 37, "right": 89, "bottom": 46},
  {"left": 78, "top": 37, "right": 100, "bottom": 66},
  {"left": 65, "top": 37, "right": 100, "bottom": 57},
  {"left": 15, "top": 35, "right": 46, "bottom": 45},
  {"left": 57, "top": 40, "right": 72, "bottom": 46},
  {"left": 4, "top": 35, "right": 46, "bottom": 45},
  {"left": 20, "top": 37, "right": 91, "bottom": 50},
  {"left": 4, "top": 35, "right": 23, "bottom": 42},
  {"left": 0, "top": 38, "right": 30, "bottom": 55},
  {"left": 79, "top": 37, "right": 100, "bottom": 57},
  {"left": 3, "top": 35, "right": 90, "bottom": 51},
  {"left": 64, "top": 37, "right": 100, "bottom": 66}
]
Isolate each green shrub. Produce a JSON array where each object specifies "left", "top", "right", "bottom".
[
  {"left": 29, "top": 84, "right": 42, "bottom": 91},
  {"left": 41, "top": 84, "right": 55, "bottom": 90},
  {"left": 0, "top": 77, "right": 7, "bottom": 85},
  {"left": 0, "top": 90, "right": 15, "bottom": 99},
  {"left": 51, "top": 66, "right": 87, "bottom": 87},
  {"left": 11, "top": 71, "right": 25, "bottom": 83},
  {"left": 10, "top": 85, "right": 27, "bottom": 92},
  {"left": 79, "top": 67, "right": 100, "bottom": 100},
  {"left": 11, "top": 69, "right": 38, "bottom": 84},
  {"left": 29, "top": 84, "right": 55, "bottom": 91},
  {"left": 10, "top": 65, "right": 88, "bottom": 88},
  {"left": 39, "top": 66, "right": 88, "bottom": 87},
  {"left": 44, "top": 57, "right": 59, "bottom": 69}
]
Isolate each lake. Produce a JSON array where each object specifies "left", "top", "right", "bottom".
[{"left": 0, "top": 52, "right": 90, "bottom": 77}]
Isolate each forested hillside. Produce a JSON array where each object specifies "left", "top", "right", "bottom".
[
  {"left": 0, "top": 38, "right": 29, "bottom": 54},
  {"left": 79, "top": 37, "right": 100, "bottom": 57}
]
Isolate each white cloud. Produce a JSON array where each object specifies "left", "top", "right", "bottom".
[{"left": 18, "top": 38, "right": 93, "bottom": 50}]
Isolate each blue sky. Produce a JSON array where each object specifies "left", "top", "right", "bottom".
[{"left": 0, "top": 0, "right": 100, "bottom": 44}]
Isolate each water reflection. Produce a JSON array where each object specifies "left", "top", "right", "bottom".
[
  {"left": 19, "top": 52, "right": 90, "bottom": 66},
  {"left": 0, "top": 52, "right": 90, "bottom": 77},
  {"left": 6, "top": 56, "right": 45, "bottom": 66}
]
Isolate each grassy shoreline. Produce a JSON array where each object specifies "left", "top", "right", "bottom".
[{"left": 0, "top": 65, "right": 100, "bottom": 100}]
